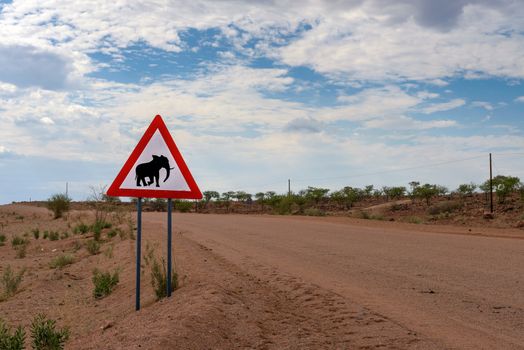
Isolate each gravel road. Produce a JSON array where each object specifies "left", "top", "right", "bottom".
[{"left": 170, "top": 214, "right": 524, "bottom": 349}]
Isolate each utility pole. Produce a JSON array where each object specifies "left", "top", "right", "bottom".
[
  {"left": 288, "top": 179, "right": 291, "bottom": 197},
  {"left": 489, "top": 153, "right": 493, "bottom": 214},
  {"left": 66, "top": 182, "right": 69, "bottom": 198}
]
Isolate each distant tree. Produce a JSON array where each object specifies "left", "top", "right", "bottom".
[
  {"left": 413, "top": 184, "right": 440, "bottom": 206},
  {"left": 456, "top": 183, "right": 477, "bottom": 197},
  {"left": 482, "top": 175, "right": 521, "bottom": 203},
  {"left": 305, "top": 187, "right": 330, "bottom": 205},
  {"left": 254, "top": 192, "right": 265, "bottom": 203},
  {"left": 234, "top": 191, "right": 252, "bottom": 203},
  {"left": 364, "top": 185, "right": 374, "bottom": 197},
  {"left": 330, "top": 186, "right": 362, "bottom": 209},
  {"left": 202, "top": 191, "right": 220, "bottom": 206},
  {"left": 384, "top": 186, "right": 406, "bottom": 200}
]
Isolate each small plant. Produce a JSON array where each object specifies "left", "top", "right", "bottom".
[
  {"left": 15, "top": 215, "right": 24, "bottom": 221},
  {"left": 72, "top": 240, "right": 82, "bottom": 252},
  {"left": 73, "top": 223, "right": 89, "bottom": 235},
  {"left": 49, "top": 254, "right": 74, "bottom": 269},
  {"left": 0, "top": 319, "right": 25, "bottom": 350},
  {"left": 90, "top": 221, "right": 111, "bottom": 241},
  {"left": 151, "top": 257, "right": 178, "bottom": 300},
  {"left": 14, "top": 242, "right": 28, "bottom": 259},
  {"left": 47, "top": 231, "right": 60, "bottom": 241},
  {"left": 30, "top": 314, "right": 69, "bottom": 350},
  {"left": 86, "top": 240, "right": 100, "bottom": 255},
  {"left": 107, "top": 228, "right": 119, "bottom": 239},
  {"left": 46, "top": 193, "right": 71, "bottom": 219},
  {"left": 92, "top": 269, "right": 119, "bottom": 299},
  {"left": 104, "top": 244, "right": 114, "bottom": 259},
  {"left": 0, "top": 234, "right": 5, "bottom": 246},
  {"left": 1, "top": 265, "right": 25, "bottom": 300},
  {"left": 407, "top": 216, "right": 423, "bottom": 224},
  {"left": 11, "top": 236, "right": 28, "bottom": 247},
  {"left": 60, "top": 231, "right": 69, "bottom": 240},
  {"left": 32, "top": 228, "right": 40, "bottom": 239}
]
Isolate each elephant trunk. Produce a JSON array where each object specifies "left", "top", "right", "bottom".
[
  {"left": 163, "top": 166, "right": 175, "bottom": 182},
  {"left": 163, "top": 166, "right": 170, "bottom": 182}
]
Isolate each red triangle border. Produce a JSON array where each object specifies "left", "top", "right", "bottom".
[{"left": 106, "top": 115, "right": 202, "bottom": 199}]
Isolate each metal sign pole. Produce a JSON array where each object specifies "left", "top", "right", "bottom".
[
  {"left": 136, "top": 197, "right": 142, "bottom": 311},
  {"left": 167, "top": 198, "right": 173, "bottom": 297}
]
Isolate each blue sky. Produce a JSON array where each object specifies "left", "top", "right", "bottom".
[{"left": 0, "top": 0, "right": 523, "bottom": 203}]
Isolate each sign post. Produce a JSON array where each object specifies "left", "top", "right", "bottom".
[
  {"left": 107, "top": 115, "right": 202, "bottom": 311},
  {"left": 136, "top": 198, "right": 142, "bottom": 311}
]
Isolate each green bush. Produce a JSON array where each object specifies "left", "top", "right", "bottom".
[
  {"left": 30, "top": 314, "right": 69, "bottom": 350},
  {"left": 14, "top": 243, "right": 28, "bottom": 259},
  {"left": 90, "top": 220, "right": 111, "bottom": 241},
  {"left": 0, "top": 319, "right": 25, "bottom": 350},
  {"left": 0, "top": 234, "right": 5, "bottom": 246},
  {"left": 174, "top": 200, "right": 193, "bottom": 213},
  {"left": 1, "top": 265, "right": 25, "bottom": 300},
  {"left": 151, "top": 257, "right": 178, "bottom": 300},
  {"left": 11, "top": 236, "right": 28, "bottom": 247},
  {"left": 49, "top": 255, "right": 74, "bottom": 269},
  {"left": 32, "top": 228, "right": 40, "bottom": 240},
  {"left": 107, "top": 228, "right": 120, "bottom": 239},
  {"left": 92, "top": 269, "right": 119, "bottom": 299},
  {"left": 86, "top": 240, "right": 100, "bottom": 255},
  {"left": 73, "top": 223, "right": 89, "bottom": 235},
  {"left": 46, "top": 193, "right": 71, "bottom": 219},
  {"left": 45, "top": 231, "right": 59, "bottom": 241}
]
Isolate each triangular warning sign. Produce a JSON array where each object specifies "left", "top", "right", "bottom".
[{"left": 107, "top": 115, "right": 202, "bottom": 199}]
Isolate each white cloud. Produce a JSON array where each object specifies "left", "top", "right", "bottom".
[
  {"left": 471, "top": 101, "right": 494, "bottom": 110},
  {"left": 515, "top": 96, "right": 524, "bottom": 103},
  {"left": 421, "top": 99, "right": 466, "bottom": 114},
  {"left": 40, "top": 117, "right": 54, "bottom": 125}
]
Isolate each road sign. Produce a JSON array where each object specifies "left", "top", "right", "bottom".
[{"left": 107, "top": 115, "right": 202, "bottom": 199}]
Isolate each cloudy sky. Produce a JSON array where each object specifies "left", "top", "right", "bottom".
[{"left": 0, "top": 0, "right": 523, "bottom": 203}]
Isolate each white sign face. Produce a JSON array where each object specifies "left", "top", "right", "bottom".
[{"left": 120, "top": 130, "right": 191, "bottom": 191}]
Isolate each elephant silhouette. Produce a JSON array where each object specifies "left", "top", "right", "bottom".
[{"left": 135, "top": 155, "right": 174, "bottom": 187}]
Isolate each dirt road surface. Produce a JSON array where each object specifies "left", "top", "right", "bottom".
[{"left": 165, "top": 213, "right": 524, "bottom": 349}]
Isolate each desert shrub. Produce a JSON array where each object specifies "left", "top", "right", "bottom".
[
  {"left": 46, "top": 193, "right": 71, "bottom": 219},
  {"left": 1, "top": 265, "right": 25, "bottom": 299},
  {"left": 407, "top": 216, "right": 423, "bottom": 224},
  {"left": 304, "top": 208, "right": 326, "bottom": 216},
  {"left": 11, "top": 236, "right": 28, "bottom": 247},
  {"left": 90, "top": 220, "right": 111, "bottom": 241},
  {"left": 174, "top": 200, "right": 193, "bottom": 213},
  {"left": 72, "top": 240, "right": 82, "bottom": 252},
  {"left": 0, "top": 319, "right": 25, "bottom": 350},
  {"left": 0, "top": 234, "right": 5, "bottom": 246},
  {"left": 428, "top": 201, "right": 462, "bottom": 215},
  {"left": 73, "top": 223, "right": 89, "bottom": 235},
  {"left": 413, "top": 184, "right": 442, "bottom": 206},
  {"left": 14, "top": 242, "right": 28, "bottom": 259},
  {"left": 86, "top": 240, "right": 100, "bottom": 255},
  {"left": 482, "top": 175, "right": 522, "bottom": 203},
  {"left": 151, "top": 257, "right": 178, "bottom": 300},
  {"left": 60, "top": 232, "right": 69, "bottom": 240},
  {"left": 92, "top": 269, "right": 119, "bottom": 299},
  {"left": 104, "top": 244, "right": 114, "bottom": 258},
  {"left": 107, "top": 228, "right": 119, "bottom": 239},
  {"left": 360, "top": 211, "right": 371, "bottom": 219},
  {"left": 150, "top": 198, "right": 167, "bottom": 212},
  {"left": 49, "top": 255, "right": 74, "bottom": 269},
  {"left": 47, "top": 231, "right": 59, "bottom": 241},
  {"left": 30, "top": 314, "right": 69, "bottom": 350},
  {"left": 32, "top": 228, "right": 40, "bottom": 239}
]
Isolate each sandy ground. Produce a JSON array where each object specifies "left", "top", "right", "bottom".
[{"left": 1, "top": 205, "right": 523, "bottom": 349}]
